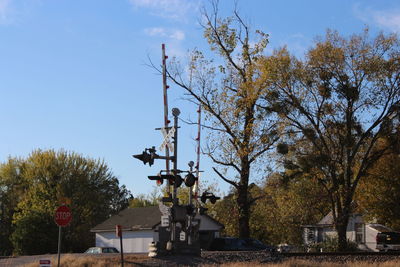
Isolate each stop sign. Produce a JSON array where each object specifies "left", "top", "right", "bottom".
[{"left": 54, "top": 205, "right": 72, "bottom": 227}]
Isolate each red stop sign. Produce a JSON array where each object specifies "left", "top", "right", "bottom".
[{"left": 54, "top": 205, "right": 72, "bottom": 227}]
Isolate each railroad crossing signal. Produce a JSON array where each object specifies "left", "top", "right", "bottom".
[{"left": 160, "top": 127, "right": 175, "bottom": 152}]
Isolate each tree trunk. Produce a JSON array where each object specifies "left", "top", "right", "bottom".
[
  {"left": 237, "top": 183, "right": 250, "bottom": 238},
  {"left": 237, "top": 160, "right": 250, "bottom": 238},
  {"left": 335, "top": 213, "right": 349, "bottom": 251}
]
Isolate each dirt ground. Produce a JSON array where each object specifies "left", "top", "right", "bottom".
[
  {"left": 2, "top": 251, "right": 400, "bottom": 267},
  {"left": 2, "top": 251, "right": 270, "bottom": 267}
]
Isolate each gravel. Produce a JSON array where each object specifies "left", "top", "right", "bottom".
[
  {"left": 136, "top": 251, "right": 279, "bottom": 266},
  {"left": 135, "top": 251, "right": 400, "bottom": 267}
]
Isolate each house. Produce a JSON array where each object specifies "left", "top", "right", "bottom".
[
  {"left": 302, "top": 212, "right": 393, "bottom": 251},
  {"left": 91, "top": 206, "right": 224, "bottom": 253}
]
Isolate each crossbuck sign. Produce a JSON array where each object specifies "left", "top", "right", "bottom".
[{"left": 159, "top": 127, "right": 175, "bottom": 151}]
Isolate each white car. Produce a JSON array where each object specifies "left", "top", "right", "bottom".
[{"left": 84, "top": 247, "right": 119, "bottom": 254}]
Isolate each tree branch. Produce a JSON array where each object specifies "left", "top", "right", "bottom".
[{"left": 213, "top": 167, "right": 238, "bottom": 188}]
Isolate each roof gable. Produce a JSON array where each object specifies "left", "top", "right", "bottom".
[
  {"left": 317, "top": 211, "right": 333, "bottom": 225},
  {"left": 317, "top": 211, "right": 364, "bottom": 225}
]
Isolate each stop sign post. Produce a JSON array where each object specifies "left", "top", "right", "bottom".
[
  {"left": 55, "top": 205, "right": 72, "bottom": 267},
  {"left": 116, "top": 225, "right": 124, "bottom": 267}
]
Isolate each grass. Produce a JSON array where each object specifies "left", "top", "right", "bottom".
[
  {"left": 20, "top": 255, "right": 400, "bottom": 267},
  {"left": 21, "top": 254, "right": 147, "bottom": 267},
  {"left": 206, "top": 260, "right": 400, "bottom": 267}
]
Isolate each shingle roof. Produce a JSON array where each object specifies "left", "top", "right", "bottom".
[
  {"left": 91, "top": 206, "right": 224, "bottom": 232},
  {"left": 368, "top": 224, "right": 393, "bottom": 232},
  {"left": 91, "top": 206, "right": 161, "bottom": 232}
]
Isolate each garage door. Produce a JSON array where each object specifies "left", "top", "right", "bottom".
[{"left": 96, "top": 230, "right": 154, "bottom": 253}]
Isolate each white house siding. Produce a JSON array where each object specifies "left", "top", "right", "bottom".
[
  {"left": 322, "top": 227, "right": 336, "bottom": 239},
  {"left": 195, "top": 215, "right": 220, "bottom": 231},
  {"left": 319, "top": 215, "right": 365, "bottom": 241},
  {"left": 303, "top": 214, "right": 388, "bottom": 251},
  {"left": 365, "top": 225, "right": 379, "bottom": 251},
  {"left": 95, "top": 230, "right": 155, "bottom": 253}
]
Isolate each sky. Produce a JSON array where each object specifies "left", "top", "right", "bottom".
[{"left": 0, "top": 0, "right": 399, "bottom": 197}]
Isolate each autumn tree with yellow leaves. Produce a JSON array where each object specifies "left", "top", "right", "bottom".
[
  {"left": 262, "top": 29, "right": 400, "bottom": 250},
  {"left": 166, "top": 2, "right": 278, "bottom": 238}
]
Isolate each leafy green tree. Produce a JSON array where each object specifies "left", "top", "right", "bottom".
[
  {"left": 9, "top": 149, "right": 131, "bottom": 255},
  {"left": 129, "top": 187, "right": 160, "bottom": 208},
  {"left": 209, "top": 190, "right": 238, "bottom": 237},
  {"left": 166, "top": 1, "right": 278, "bottom": 239},
  {"left": 11, "top": 210, "right": 58, "bottom": 255},
  {"left": 209, "top": 173, "right": 329, "bottom": 246},
  {"left": 258, "top": 172, "right": 330, "bottom": 245},
  {"left": 209, "top": 184, "right": 267, "bottom": 240},
  {"left": 263, "top": 29, "right": 400, "bottom": 250},
  {"left": 0, "top": 158, "right": 27, "bottom": 255},
  {"left": 356, "top": 132, "right": 400, "bottom": 229}
]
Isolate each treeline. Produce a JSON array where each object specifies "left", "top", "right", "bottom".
[
  {"left": 165, "top": 2, "right": 400, "bottom": 251},
  {"left": 210, "top": 140, "right": 400, "bottom": 246},
  {"left": 2, "top": 2, "right": 399, "bottom": 255},
  {"left": 0, "top": 149, "right": 132, "bottom": 255},
  {"left": 127, "top": 142, "right": 400, "bottom": 247}
]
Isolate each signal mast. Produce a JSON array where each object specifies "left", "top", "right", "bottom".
[{"left": 132, "top": 44, "right": 219, "bottom": 255}]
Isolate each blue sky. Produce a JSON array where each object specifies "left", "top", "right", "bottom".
[{"left": 0, "top": 0, "right": 399, "bottom": 196}]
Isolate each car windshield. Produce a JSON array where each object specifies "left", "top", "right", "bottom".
[{"left": 102, "top": 247, "right": 119, "bottom": 253}]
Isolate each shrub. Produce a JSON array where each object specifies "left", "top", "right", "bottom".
[{"left": 307, "top": 236, "right": 359, "bottom": 252}]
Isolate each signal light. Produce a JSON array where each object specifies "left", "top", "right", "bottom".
[
  {"left": 133, "top": 151, "right": 153, "bottom": 166},
  {"left": 148, "top": 175, "right": 163, "bottom": 186},
  {"left": 200, "top": 191, "right": 220, "bottom": 204},
  {"left": 184, "top": 173, "right": 196, "bottom": 187},
  {"left": 174, "top": 175, "right": 183, "bottom": 187},
  {"left": 210, "top": 195, "right": 220, "bottom": 204},
  {"left": 132, "top": 147, "right": 157, "bottom": 166},
  {"left": 200, "top": 193, "right": 207, "bottom": 204}
]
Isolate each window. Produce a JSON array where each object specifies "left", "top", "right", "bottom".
[{"left": 307, "top": 228, "right": 315, "bottom": 243}]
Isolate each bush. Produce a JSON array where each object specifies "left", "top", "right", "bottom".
[{"left": 307, "top": 236, "right": 360, "bottom": 252}]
